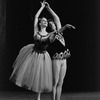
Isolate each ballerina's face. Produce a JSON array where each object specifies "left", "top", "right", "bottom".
[{"left": 40, "top": 17, "right": 48, "bottom": 27}]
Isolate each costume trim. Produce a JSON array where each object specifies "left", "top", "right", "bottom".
[{"left": 53, "top": 49, "right": 71, "bottom": 60}]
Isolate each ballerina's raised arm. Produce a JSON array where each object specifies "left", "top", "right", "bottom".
[
  {"left": 45, "top": 2, "right": 62, "bottom": 31},
  {"left": 45, "top": 2, "right": 75, "bottom": 32},
  {"left": 34, "top": 1, "right": 45, "bottom": 36}
]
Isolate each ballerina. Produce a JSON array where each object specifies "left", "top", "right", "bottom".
[{"left": 10, "top": 1, "right": 57, "bottom": 100}]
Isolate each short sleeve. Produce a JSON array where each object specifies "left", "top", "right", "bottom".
[{"left": 34, "top": 32, "right": 41, "bottom": 40}]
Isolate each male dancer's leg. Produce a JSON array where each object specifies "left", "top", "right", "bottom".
[
  {"left": 56, "top": 59, "right": 67, "bottom": 100},
  {"left": 52, "top": 59, "right": 61, "bottom": 100}
]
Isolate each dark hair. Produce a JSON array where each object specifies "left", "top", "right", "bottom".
[
  {"left": 37, "top": 18, "right": 56, "bottom": 32},
  {"left": 48, "top": 19, "right": 54, "bottom": 22},
  {"left": 48, "top": 19, "right": 57, "bottom": 31},
  {"left": 38, "top": 17, "right": 48, "bottom": 22}
]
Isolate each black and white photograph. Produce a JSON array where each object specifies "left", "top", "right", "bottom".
[{"left": 0, "top": 0, "right": 100, "bottom": 99}]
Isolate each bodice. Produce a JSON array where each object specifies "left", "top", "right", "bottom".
[{"left": 34, "top": 33, "right": 50, "bottom": 53}]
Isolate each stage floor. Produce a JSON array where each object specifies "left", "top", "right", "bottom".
[{"left": 0, "top": 91, "right": 100, "bottom": 100}]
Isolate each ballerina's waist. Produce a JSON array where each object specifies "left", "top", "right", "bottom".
[{"left": 33, "top": 45, "right": 47, "bottom": 53}]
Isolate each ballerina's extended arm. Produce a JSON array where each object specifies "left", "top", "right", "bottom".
[
  {"left": 34, "top": 1, "right": 45, "bottom": 36},
  {"left": 45, "top": 2, "right": 62, "bottom": 31}
]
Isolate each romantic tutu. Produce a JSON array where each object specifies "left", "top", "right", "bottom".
[{"left": 10, "top": 43, "right": 53, "bottom": 92}]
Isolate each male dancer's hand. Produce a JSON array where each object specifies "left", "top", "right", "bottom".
[
  {"left": 44, "top": 1, "right": 50, "bottom": 9},
  {"left": 66, "top": 24, "right": 75, "bottom": 29}
]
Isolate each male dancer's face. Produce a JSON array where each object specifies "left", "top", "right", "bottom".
[{"left": 49, "top": 21, "right": 56, "bottom": 31}]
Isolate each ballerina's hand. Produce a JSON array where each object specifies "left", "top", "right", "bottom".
[
  {"left": 66, "top": 24, "right": 75, "bottom": 29},
  {"left": 40, "top": 1, "right": 45, "bottom": 8},
  {"left": 44, "top": 1, "right": 50, "bottom": 8}
]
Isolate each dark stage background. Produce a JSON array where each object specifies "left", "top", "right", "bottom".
[{"left": 0, "top": 0, "right": 100, "bottom": 93}]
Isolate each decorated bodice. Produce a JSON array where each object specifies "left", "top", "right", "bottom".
[{"left": 34, "top": 32, "right": 50, "bottom": 53}]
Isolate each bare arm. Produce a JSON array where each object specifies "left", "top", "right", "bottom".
[
  {"left": 45, "top": 2, "right": 62, "bottom": 30},
  {"left": 34, "top": 2, "right": 45, "bottom": 36},
  {"left": 45, "top": 2, "right": 75, "bottom": 32}
]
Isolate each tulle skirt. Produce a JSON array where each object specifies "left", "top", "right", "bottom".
[{"left": 10, "top": 44, "right": 53, "bottom": 93}]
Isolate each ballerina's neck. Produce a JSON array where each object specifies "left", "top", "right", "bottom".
[{"left": 39, "top": 28, "right": 48, "bottom": 36}]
